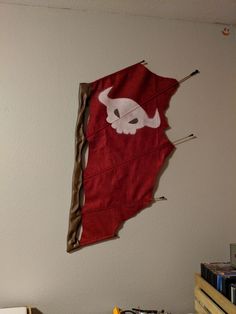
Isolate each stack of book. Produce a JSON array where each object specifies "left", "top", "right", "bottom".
[
  {"left": 201, "top": 262, "right": 236, "bottom": 304},
  {"left": 231, "top": 284, "right": 236, "bottom": 305}
]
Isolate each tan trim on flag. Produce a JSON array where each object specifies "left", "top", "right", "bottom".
[{"left": 67, "top": 83, "right": 91, "bottom": 253}]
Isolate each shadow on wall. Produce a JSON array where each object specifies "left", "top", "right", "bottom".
[{"left": 32, "top": 309, "right": 43, "bottom": 314}]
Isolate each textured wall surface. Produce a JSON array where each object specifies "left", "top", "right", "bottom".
[{"left": 0, "top": 4, "right": 236, "bottom": 314}]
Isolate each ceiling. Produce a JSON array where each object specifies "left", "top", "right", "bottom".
[{"left": 1, "top": 0, "right": 236, "bottom": 25}]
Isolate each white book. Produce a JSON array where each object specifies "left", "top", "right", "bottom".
[{"left": 0, "top": 308, "right": 27, "bottom": 314}]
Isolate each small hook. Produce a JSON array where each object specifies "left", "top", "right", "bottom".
[
  {"left": 190, "top": 69, "right": 200, "bottom": 76},
  {"left": 140, "top": 59, "right": 148, "bottom": 65},
  {"left": 154, "top": 196, "right": 167, "bottom": 201}
]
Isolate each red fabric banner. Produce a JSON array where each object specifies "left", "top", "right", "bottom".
[{"left": 67, "top": 63, "right": 179, "bottom": 252}]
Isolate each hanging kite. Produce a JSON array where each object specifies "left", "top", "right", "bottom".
[{"left": 67, "top": 61, "right": 198, "bottom": 252}]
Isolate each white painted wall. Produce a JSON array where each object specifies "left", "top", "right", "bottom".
[{"left": 0, "top": 4, "right": 236, "bottom": 314}]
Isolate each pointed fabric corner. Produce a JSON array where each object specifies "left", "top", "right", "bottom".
[{"left": 67, "top": 62, "right": 179, "bottom": 252}]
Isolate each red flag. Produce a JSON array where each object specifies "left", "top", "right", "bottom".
[{"left": 67, "top": 62, "right": 179, "bottom": 252}]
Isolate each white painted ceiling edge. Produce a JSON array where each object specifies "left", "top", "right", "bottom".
[{"left": 0, "top": 0, "right": 236, "bottom": 25}]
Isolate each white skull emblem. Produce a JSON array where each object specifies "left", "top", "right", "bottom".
[{"left": 98, "top": 86, "right": 161, "bottom": 135}]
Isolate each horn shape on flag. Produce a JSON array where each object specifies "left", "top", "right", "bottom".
[
  {"left": 144, "top": 109, "right": 161, "bottom": 128},
  {"left": 98, "top": 86, "right": 113, "bottom": 107}
]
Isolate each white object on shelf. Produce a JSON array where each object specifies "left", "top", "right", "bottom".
[{"left": 0, "top": 308, "right": 27, "bottom": 314}]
